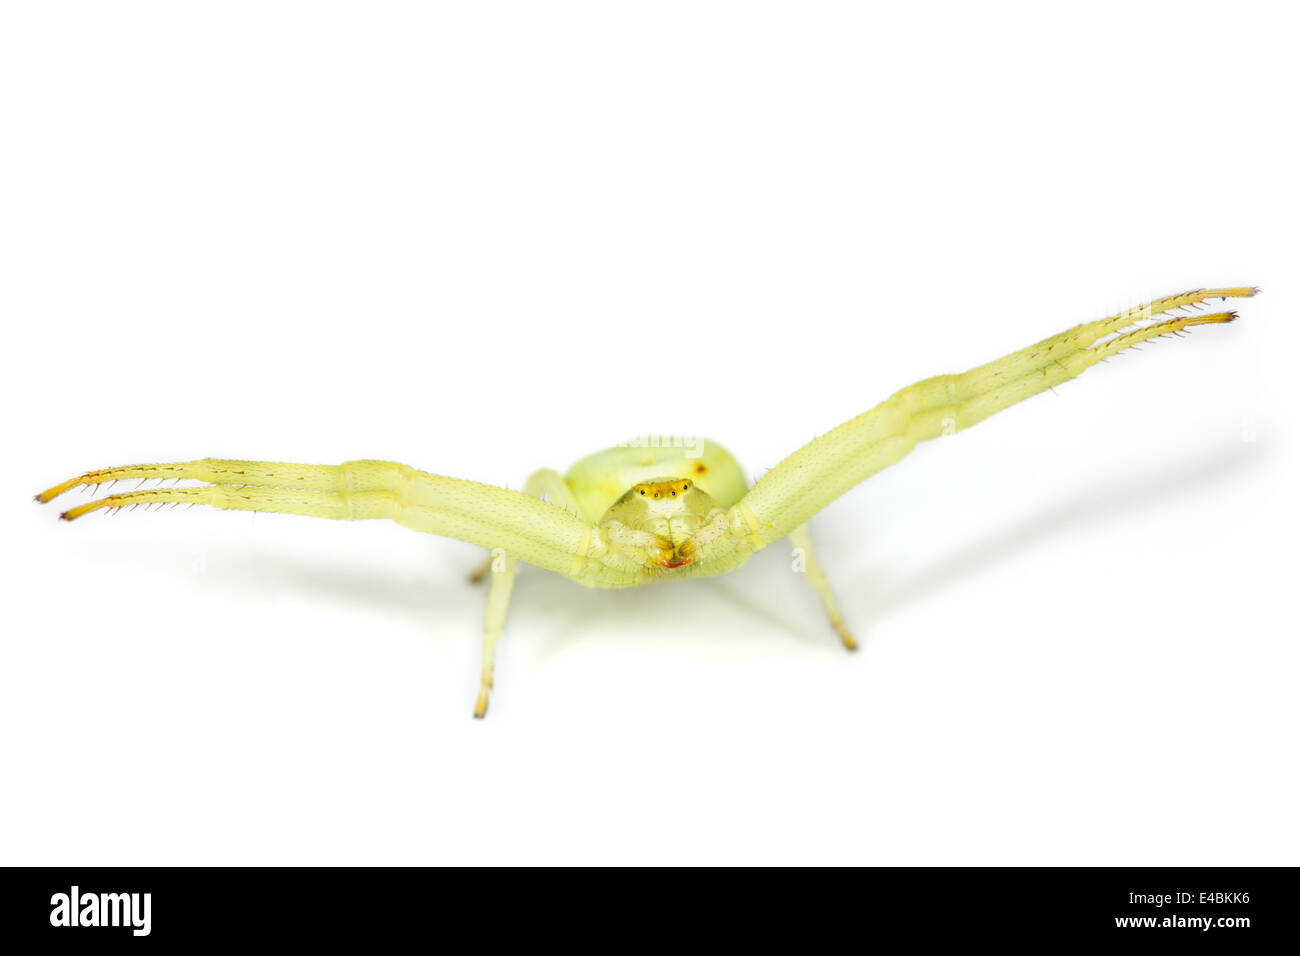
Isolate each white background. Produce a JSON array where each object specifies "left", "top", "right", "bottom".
[{"left": 2, "top": 2, "right": 1296, "bottom": 865}]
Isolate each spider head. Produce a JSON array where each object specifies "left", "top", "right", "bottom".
[{"left": 599, "top": 477, "right": 721, "bottom": 571}]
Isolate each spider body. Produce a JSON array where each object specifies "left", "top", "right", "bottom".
[
  {"left": 37, "top": 287, "right": 1257, "bottom": 716},
  {"left": 565, "top": 441, "right": 750, "bottom": 578}
]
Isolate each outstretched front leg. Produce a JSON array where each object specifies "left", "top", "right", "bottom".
[
  {"left": 468, "top": 468, "right": 585, "bottom": 582},
  {"left": 36, "top": 458, "right": 602, "bottom": 583},
  {"left": 730, "top": 287, "right": 1258, "bottom": 548}
]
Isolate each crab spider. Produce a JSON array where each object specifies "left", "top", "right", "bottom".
[{"left": 37, "top": 287, "right": 1256, "bottom": 716}]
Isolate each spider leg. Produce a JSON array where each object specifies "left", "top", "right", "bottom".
[
  {"left": 959, "top": 287, "right": 1257, "bottom": 396},
  {"left": 469, "top": 469, "right": 585, "bottom": 583},
  {"left": 523, "top": 468, "right": 587, "bottom": 517},
  {"left": 34, "top": 458, "right": 407, "bottom": 502},
  {"left": 735, "top": 287, "right": 1256, "bottom": 546},
  {"left": 468, "top": 554, "right": 494, "bottom": 584},
  {"left": 38, "top": 459, "right": 602, "bottom": 582},
  {"left": 54, "top": 484, "right": 401, "bottom": 521},
  {"left": 472, "top": 468, "right": 582, "bottom": 717},
  {"left": 788, "top": 522, "right": 856, "bottom": 651},
  {"left": 475, "top": 550, "right": 519, "bottom": 718}
]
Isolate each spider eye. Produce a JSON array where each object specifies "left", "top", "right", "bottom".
[
  {"left": 670, "top": 490, "right": 676, "bottom": 496},
  {"left": 638, "top": 489, "right": 645, "bottom": 496}
]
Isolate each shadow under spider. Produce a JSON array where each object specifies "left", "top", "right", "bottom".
[{"left": 864, "top": 439, "right": 1267, "bottom": 624}]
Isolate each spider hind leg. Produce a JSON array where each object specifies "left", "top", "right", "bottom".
[
  {"left": 471, "top": 467, "right": 584, "bottom": 716},
  {"left": 475, "top": 551, "right": 519, "bottom": 718},
  {"left": 789, "top": 523, "right": 857, "bottom": 651}
]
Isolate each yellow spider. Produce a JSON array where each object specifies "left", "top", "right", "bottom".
[{"left": 37, "top": 286, "right": 1257, "bottom": 716}]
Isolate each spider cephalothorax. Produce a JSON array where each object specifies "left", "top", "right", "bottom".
[
  {"left": 599, "top": 477, "right": 728, "bottom": 571},
  {"left": 36, "top": 286, "right": 1258, "bottom": 716}
]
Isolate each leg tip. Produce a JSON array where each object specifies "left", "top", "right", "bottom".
[
  {"left": 833, "top": 620, "right": 859, "bottom": 652},
  {"left": 59, "top": 500, "right": 101, "bottom": 521},
  {"left": 1203, "top": 286, "right": 1259, "bottom": 300}
]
